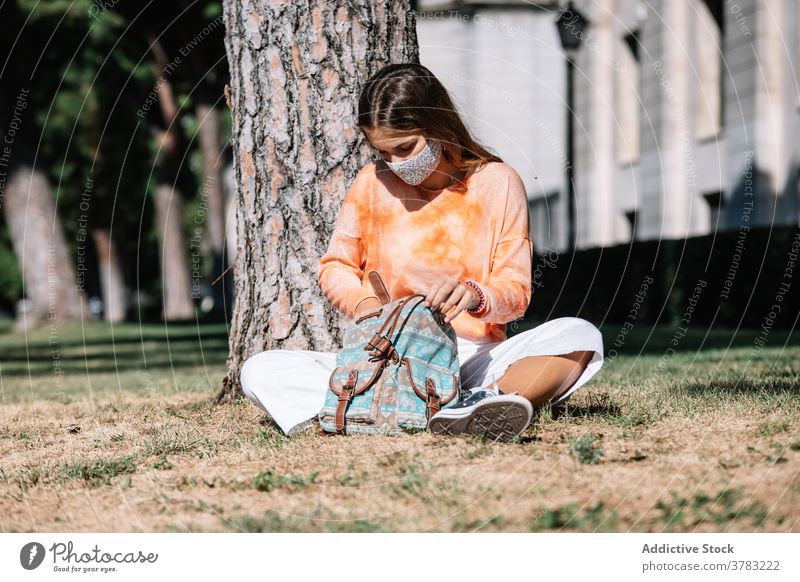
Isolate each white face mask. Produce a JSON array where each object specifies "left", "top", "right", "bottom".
[{"left": 383, "top": 137, "right": 443, "bottom": 185}]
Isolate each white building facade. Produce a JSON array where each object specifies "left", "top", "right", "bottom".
[{"left": 416, "top": 0, "right": 800, "bottom": 252}]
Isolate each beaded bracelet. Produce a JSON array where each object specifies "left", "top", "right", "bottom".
[{"left": 462, "top": 279, "right": 487, "bottom": 315}]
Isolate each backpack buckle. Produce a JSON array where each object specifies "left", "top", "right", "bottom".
[
  {"left": 425, "top": 378, "right": 441, "bottom": 419},
  {"left": 365, "top": 333, "right": 396, "bottom": 362},
  {"left": 334, "top": 371, "right": 358, "bottom": 433}
]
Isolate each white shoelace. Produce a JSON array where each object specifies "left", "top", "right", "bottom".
[{"left": 461, "top": 380, "right": 502, "bottom": 402}]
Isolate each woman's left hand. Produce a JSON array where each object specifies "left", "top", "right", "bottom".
[{"left": 423, "top": 274, "right": 479, "bottom": 323}]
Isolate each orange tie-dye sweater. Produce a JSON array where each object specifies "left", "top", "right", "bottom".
[{"left": 317, "top": 160, "right": 533, "bottom": 343}]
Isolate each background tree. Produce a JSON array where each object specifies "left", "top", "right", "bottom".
[
  {"left": 0, "top": 0, "right": 230, "bottom": 325},
  {"left": 120, "top": 1, "right": 230, "bottom": 321},
  {"left": 216, "top": 1, "right": 420, "bottom": 402},
  {"left": 0, "top": 0, "right": 89, "bottom": 329},
  {"left": 54, "top": 4, "right": 154, "bottom": 324},
  {"left": 189, "top": 13, "right": 232, "bottom": 317}
]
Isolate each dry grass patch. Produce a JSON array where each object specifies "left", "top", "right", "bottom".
[{"left": 1, "top": 322, "right": 798, "bottom": 532}]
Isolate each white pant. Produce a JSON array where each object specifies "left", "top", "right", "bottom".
[{"left": 240, "top": 316, "right": 605, "bottom": 436}]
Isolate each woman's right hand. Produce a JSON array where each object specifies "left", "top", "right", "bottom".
[{"left": 353, "top": 296, "right": 383, "bottom": 319}]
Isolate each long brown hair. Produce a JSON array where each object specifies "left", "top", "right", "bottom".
[{"left": 357, "top": 63, "right": 503, "bottom": 185}]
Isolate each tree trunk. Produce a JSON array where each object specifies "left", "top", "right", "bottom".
[
  {"left": 196, "top": 103, "right": 226, "bottom": 257},
  {"left": 91, "top": 229, "right": 126, "bottom": 323},
  {"left": 154, "top": 184, "right": 195, "bottom": 320},
  {"left": 147, "top": 35, "right": 196, "bottom": 321},
  {"left": 196, "top": 102, "right": 229, "bottom": 313},
  {"left": 223, "top": 161, "right": 237, "bottom": 267},
  {"left": 3, "top": 166, "right": 86, "bottom": 330},
  {"left": 216, "top": 1, "right": 419, "bottom": 402}
]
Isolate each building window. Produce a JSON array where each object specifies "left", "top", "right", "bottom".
[{"left": 696, "top": 0, "right": 724, "bottom": 139}]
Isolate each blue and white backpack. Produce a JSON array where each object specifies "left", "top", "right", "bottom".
[{"left": 318, "top": 271, "right": 461, "bottom": 435}]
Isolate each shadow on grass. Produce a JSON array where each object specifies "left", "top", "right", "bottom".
[
  {"left": 681, "top": 377, "right": 800, "bottom": 396},
  {"left": 0, "top": 326, "right": 229, "bottom": 352},
  {"left": 548, "top": 397, "right": 623, "bottom": 420},
  {"left": 511, "top": 320, "right": 799, "bottom": 356},
  {"left": 257, "top": 414, "right": 284, "bottom": 433},
  {"left": 0, "top": 322, "right": 230, "bottom": 377},
  {"left": 1, "top": 344, "right": 229, "bottom": 374}
]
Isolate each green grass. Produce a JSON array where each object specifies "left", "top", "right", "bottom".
[
  {"left": 0, "top": 321, "right": 229, "bottom": 404},
  {"left": 654, "top": 487, "right": 768, "bottom": 530},
  {"left": 221, "top": 512, "right": 384, "bottom": 533},
  {"left": 252, "top": 469, "right": 321, "bottom": 493},
  {"left": 528, "top": 501, "right": 617, "bottom": 532},
  {"left": 63, "top": 456, "right": 137, "bottom": 487},
  {"left": 569, "top": 434, "right": 605, "bottom": 464}
]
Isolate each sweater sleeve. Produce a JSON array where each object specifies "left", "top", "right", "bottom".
[
  {"left": 469, "top": 168, "right": 533, "bottom": 324},
  {"left": 317, "top": 167, "right": 379, "bottom": 320}
]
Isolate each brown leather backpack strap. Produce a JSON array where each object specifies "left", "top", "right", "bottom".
[
  {"left": 365, "top": 299, "right": 406, "bottom": 361},
  {"left": 364, "top": 294, "right": 429, "bottom": 363},
  {"left": 383, "top": 295, "right": 426, "bottom": 342},
  {"left": 334, "top": 369, "right": 358, "bottom": 433},
  {"left": 425, "top": 378, "right": 441, "bottom": 420},
  {"left": 401, "top": 357, "right": 446, "bottom": 421},
  {"left": 381, "top": 297, "right": 409, "bottom": 344},
  {"left": 369, "top": 294, "right": 426, "bottom": 341},
  {"left": 368, "top": 270, "right": 391, "bottom": 305},
  {"left": 371, "top": 300, "right": 404, "bottom": 338}
]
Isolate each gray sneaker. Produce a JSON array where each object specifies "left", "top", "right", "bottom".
[{"left": 427, "top": 381, "right": 533, "bottom": 442}]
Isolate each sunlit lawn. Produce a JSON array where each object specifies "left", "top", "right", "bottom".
[
  {"left": 0, "top": 321, "right": 229, "bottom": 405},
  {"left": 1, "top": 319, "right": 798, "bottom": 532}
]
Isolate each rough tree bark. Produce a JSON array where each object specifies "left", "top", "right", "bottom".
[
  {"left": 216, "top": 1, "right": 419, "bottom": 402},
  {"left": 3, "top": 166, "right": 86, "bottom": 330},
  {"left": 91, "top": 229, "right": 126, "bottom": 323},
  {"left": 223, "top": 161, "right": 237, "bottom": 267}
]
